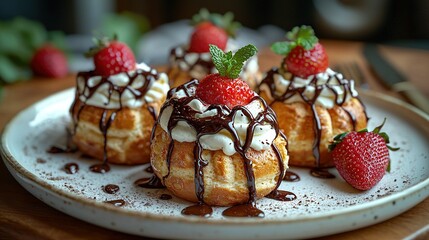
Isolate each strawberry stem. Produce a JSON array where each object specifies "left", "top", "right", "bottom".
[
  {"left": 191, "top": 8, "right": 241, "bottom": 37},
  {"left": 85, "top": 34, "right": 118, "bottom": 58}
]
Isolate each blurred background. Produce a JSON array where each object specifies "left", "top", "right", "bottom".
[
  {"left": 2, "top": 0, "right": 429, "bottom": 39},
  {"left": 1, "top": 0, "right": 428, "bottom": 82}
]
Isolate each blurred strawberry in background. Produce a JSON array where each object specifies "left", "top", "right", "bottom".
[{"left": 31, "top": 44, "right": 68, "bottom": 78}]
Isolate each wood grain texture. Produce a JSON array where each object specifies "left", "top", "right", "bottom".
[{"left": 0, "top": 40, "right": 428, "bottom": 239}]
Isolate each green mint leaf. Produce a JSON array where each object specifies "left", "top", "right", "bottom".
[
  {"left": 209, "top": 44, "right": 227, "bottom": 76},
  {"left": 209, "top": 44, "right": 258, "bottom": 79},
  {"left": 271, "top": 41, "right": 296, "bottom": 55},
  {"left": 285, "top": 25, "right": 318, "bottom": 50},
  {"left": 229, "top": 44, "right": 258, "bottom": 79}
]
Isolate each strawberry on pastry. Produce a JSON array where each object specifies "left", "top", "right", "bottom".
[
  {"left": 195, "top": 44, "right": 256, "bottom": 108},
  {"left": 189, "top": 22, "right": 228, "bottom": 53},
  {"left": 85, "top": 36, "right": 136, "bottom": 76},
  {"left": 271, "top": 25, "right": 328, "bottom": 78},
  {"left": 329, "top": 119, "right": 399, "bottom": 190},
  {"left": 151, "top": 44, "right": 290, "bottom": 213},
  {"left": 167, "top": 9, "right": 261, "bottom": 89}
]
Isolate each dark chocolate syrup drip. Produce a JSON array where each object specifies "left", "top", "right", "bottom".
[
  {"left": 258, "top": 67, "right": 368, "bottom": 175},
  {"left": 222, "top": 204, "right": 265, "bottom": 218},
  {"left": 70, "top": 68, "right": 160, "bottom": 172},
  {"left": 104, "top": 199, "right": 126, "bottom": 207},
  {"left": 89, "top": 163, "right": 110, "bottom": 174},
  {"left": 104, "top": 184, "right": 120, "bottom": 194},
  {"left": 134, "top": 176, "right": 165, "bottom": 189},
  {"left": 64, "top": 163, "right": 79, "bottom": 174},
  {"left": 167, "top": 46, "right": 215, "bottom": 85},
  {"left": 284, "top": 171, "right": 300, "bottom": 182},
  {"left": 266, "top": 190, "right": 297, "bottom": 201},
  {"left": 181, "top": 203, "right": 213, "bottom": 217},
  {"left": 155, "top": 79, "right": 287, "bottom": 217}
]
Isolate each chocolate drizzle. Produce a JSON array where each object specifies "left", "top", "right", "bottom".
[
  {"left": 155, "top": 79, "right": 289, "bottom": 217},
  {"left": 259, "top": 67, "right": 368, "bottom": 174},
  {"left": 134, "top": 176, "right": 165, "bottom": 189},
  {"left": 167, "top": 46, "right": 215, "bottom": 84},
  {"left": 70, "top": 68, "right": 160, "bottom": 172}
]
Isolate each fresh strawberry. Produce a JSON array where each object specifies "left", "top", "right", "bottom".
[
  {"left": 31, "top": 44, "right": 68, "bottom": 78},
  {"left": 329, "top": 119, "right": 399, "bottom": 190},
  {"left": 271, "top": 25, "right": 329, "bottom": 78},
  {"left": 189, "top": 22, "right": 228, "bottom": 53},
  {"left": 86, "top": 36, "right": 136, "bottom": 76},
  {"left": 188, "top": 9, "right": 240, "bottom": 53},
  {"left": 195, "top": 44, "right": 257, "bottom": 108}
]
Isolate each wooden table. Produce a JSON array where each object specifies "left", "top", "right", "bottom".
[{"left": 0, "top": 40, "right": 428, "bottom": 239}]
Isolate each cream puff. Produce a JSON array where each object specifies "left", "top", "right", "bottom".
[
  {"left": 151, "top": 44, "right": 289, "bottom": 209},
  {"left": 70, "top": 38, "right": 169, "bottom": 166},
  {"left": 258, "top": 26, "right": 367, "bottom": 169}
]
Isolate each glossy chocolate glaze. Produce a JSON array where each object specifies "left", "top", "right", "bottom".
[
  {"left": 70, "top": 68, "right": 159, "bottom": 173},
  {"left": 155, "top": 79, "right": 291, "bottom": 217},
  {"left": 64, "top": 163, "right": 79, "bottom": 174},
  {"left": 259, "top": 66, "right": 368, "bottom": 175},
  {"left": 104, "top": 184, "right": 120, "bottom": 194},
  {"left": 167, "top": 46, "right": 215, "bottom": 85}
]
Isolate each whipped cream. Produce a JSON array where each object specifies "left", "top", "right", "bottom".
[
  {"left": 158, "top": 87, "right": 277, "bottom": 156},
  {"left": 77, "top": 63, "right": 169, "bottom": 109},
  {"left": 169, "top": 42, "right": 259, "bottom": 81},
  {"left": 260, "top": 68, "right": 358, "bottom": 108}
]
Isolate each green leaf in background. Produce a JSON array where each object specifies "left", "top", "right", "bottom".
[
  {"left": 100, "top": 11, "right": 149, "bottom": 53},
  {"left": 0, "top": 17, "right": 67, "bottom": 84}
]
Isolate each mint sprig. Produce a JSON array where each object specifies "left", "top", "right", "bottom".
[
  {"left": 271, "top": 25, "right": 318, "bottom": 56},
  {"left": 209, "top": 44, "right": 257, "bottom": 79},
  {"left": 191, "top": 8, "right": 241, "bottom": 37}
]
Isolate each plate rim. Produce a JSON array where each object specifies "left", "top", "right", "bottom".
[{"left": 1, "top": 88, "right": 429, "bottom": 226}]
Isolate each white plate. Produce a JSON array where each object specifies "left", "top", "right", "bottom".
[{"left": 1, "top": 88, "right": 429, "bottom": 240}]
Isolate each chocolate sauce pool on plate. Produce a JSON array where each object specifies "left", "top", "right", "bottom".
[
  {"left": 181, "top": 203, "right": 213, "bottom": 217},
  {"left": 104, "top": 184, "right": 120, "bottom": 194},
  {"left": 64, "top": 163, "right": 79, "bottom": 174},
  {"left": 222, "top": 204, "right": 265, "bottom": 218}
]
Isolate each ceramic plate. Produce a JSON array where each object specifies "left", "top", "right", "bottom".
[{"left": 1, "top": 88, "right": 428, "bottom": 240}]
